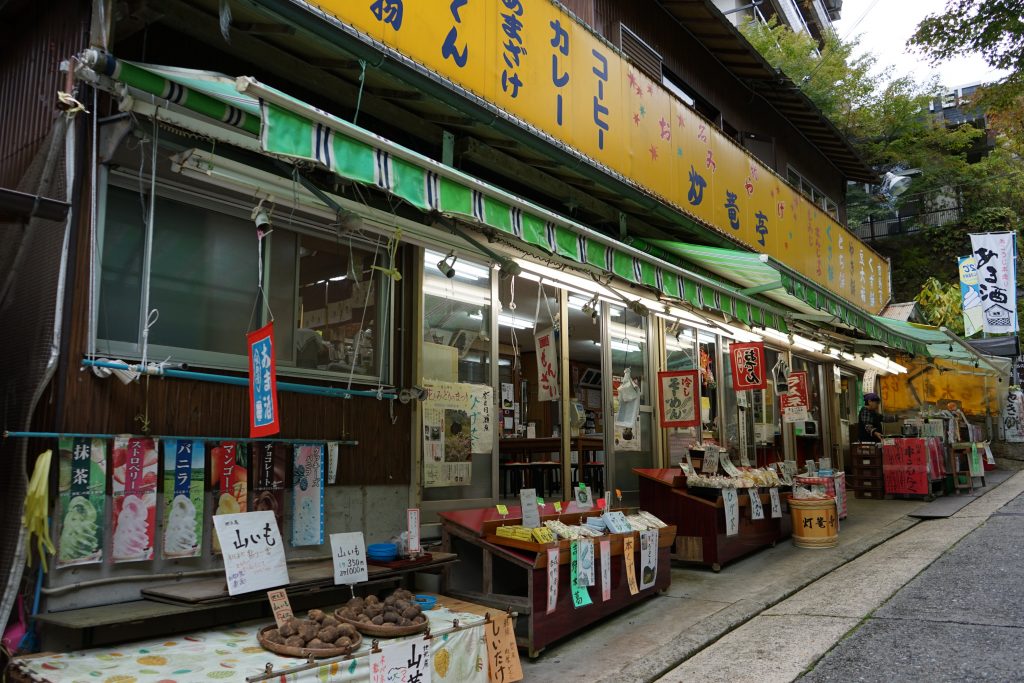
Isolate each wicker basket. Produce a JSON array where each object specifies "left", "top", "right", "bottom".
[
  {"left": 257, "top": 624, "right": 362, "bottom": 658},
  {"left": 334, "top": 610, "right": 428, "bottom": 638}
]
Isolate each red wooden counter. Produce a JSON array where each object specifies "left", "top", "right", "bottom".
[
  {"left": 439, "top": 503, "right": 674, "bottom": 657},
  {"left": 635, "top": 468, "right": 791, "bottom": 571}
]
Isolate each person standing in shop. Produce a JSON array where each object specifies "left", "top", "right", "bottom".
[{"left": 859, "top": 392, "right": 885, "bottom": 442}]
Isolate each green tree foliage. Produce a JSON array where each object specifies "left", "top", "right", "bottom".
[
  {"left": 909, "top": 0, "right": 1024, "bottom": 123},
  {"left": 915, "top": 277, "right": 965, "bottom": 335}
]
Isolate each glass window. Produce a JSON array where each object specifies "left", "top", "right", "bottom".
[
  {"left": 665, "top": 322, "right": 699, "bottom": 460},
  {"left": 698, "top": 332, "right": 719, "bottom": 441},
  {"left": 97, "top": 180, "right": 391, "bottom": 383},
  {"left": 609, "top": 304, "right": 652, "bottom": 507},
  {"left": 421, "top": 249, "right": 494, "bottom": 502}
]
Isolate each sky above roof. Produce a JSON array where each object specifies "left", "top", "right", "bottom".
[{"left": 833, "top": 0, "right": 1011, "bottom": 91}]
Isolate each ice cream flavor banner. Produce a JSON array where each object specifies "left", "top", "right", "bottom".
[
  {"left": 111, "top": 436, "right": 159, "bottom": 562},
  {"left": 163, "top": 439, "right": 204, "bottom": 559},
  {"left": 291, "top": 443, "right": 324, "bottom": 546},
  {"left": 254, "top": 442, "right": 289, "bottom": 533},
  {"left": 57, "top": 437, "right": 107, "bottom": 568},
  {"left": 211, "top": 441, "right": 249, "bottom": 553}
]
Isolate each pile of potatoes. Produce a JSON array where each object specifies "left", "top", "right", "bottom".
[
  {"left": 263, "top": 609, "right": 359, "bottom": 650},
  {"left": 337, "top": 588, "right": 427, "bottom": 629}
]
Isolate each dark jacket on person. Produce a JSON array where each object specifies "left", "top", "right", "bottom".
[{"left": 859, "top": 406, "right": 883, "bottom": 441}]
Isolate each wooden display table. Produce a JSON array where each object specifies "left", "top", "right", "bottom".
[
  {"left": 635, "top": 468, "right": 791, "bottom": 571},
  {"left": 439, "top": 503, "right": 674, "bottom": 657}
]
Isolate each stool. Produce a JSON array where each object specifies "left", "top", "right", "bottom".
[
  {"left": 533, "top": 461, "right": 561, "bottom": 499},
  {"left": 582, "top": 462, "right": 605, "bottom": 497},
  {"left": 500, "top": 462, "right": 529, "bottom": 496}
]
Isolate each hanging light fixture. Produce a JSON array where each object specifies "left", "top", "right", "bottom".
[{"left": 437, "top": 251, "right": 458, "bottom": 279}]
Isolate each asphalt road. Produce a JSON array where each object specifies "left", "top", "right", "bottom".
[{"left": 800, "top": 491, "right": 1024, "bottom": 683}]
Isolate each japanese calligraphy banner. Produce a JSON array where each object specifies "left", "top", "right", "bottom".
[
  {"left": 211, "top": 441, "right": 248, "bottom": 553},
  {"left": 484, "top": 616, "right": 523, "bottom": 683},
  {"left": 253, "top": 442, "right": 288, "bottom": 533},
  {"left": 969, "top": 232, "right": 1018, "bottom": 334},
  {"left": 57, "top": 437, "right": 106, "bottom": 568},
  {"left": 301, "top": 0, "right": 890, "bottom": 312},
  {"left": 882, "top": 439, "right": 929, "bottom": 495},
  {"left": 728, "top": 342, "right": 767, "bottom": 391},
  {"left": 291, "top": 444, "right": 325, "bottom": 546},
  {"left": 1003, "top": 386, "right": 1024, "bottom": 442},
  {"left": 535, "top": 327, "right": 559, "bottom": 401},
  {"left": 623, "top": 535, "right": 639, "bottom": 596},
  {"left": 111, "top": 436, "right": 158, "bottom": 563},
  {"left": 958, "top": 255, "right": 984, "bottom": 337},
  {"left": 781, "top": 371, "right": 810, "bottom": 423},
  {"left": 546, "top": 547, "right": 559, "bottom": 614},
  {"left": 213, "top": 510, "right": 289, "bottom": 596},
  {"left": 372, "top": 637, "right": 433, "bottom": 683},
  {"left": 599, "top": 538, "right": 611, "bottom": 602},
  {"left": 657, "top": 370, "right": 700, "bottom": 428},
  {"left": 162, "top": 439, "right": 204, "bottom": 559},
  {"left": 569, "top": 540, "right": 592, "bottom": 607},
  {"left": 247, "top": 321, "right": 280, "bottom": 437},
  {"left": 639, "top": 529, "right": 658, "bottom": 591}
]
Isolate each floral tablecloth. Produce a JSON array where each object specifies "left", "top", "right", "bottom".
[{"left": 13, "top": 608, "right": 488, "bottom": 683}]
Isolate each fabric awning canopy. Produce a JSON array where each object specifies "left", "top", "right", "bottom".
[
  {"left": 644, "top": 240, "right": 932, "bottom": 357},
  {"left": 871, "top": 316, "right": 1011, "bottom": 375},
  {"left": 81, "top": 51, "right": 794, "bottom": 335}
]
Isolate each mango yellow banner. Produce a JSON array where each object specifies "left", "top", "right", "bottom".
[{"left": 313, "top": 0, "right": 890, "bottom": 312}]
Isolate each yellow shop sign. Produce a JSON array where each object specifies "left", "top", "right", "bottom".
[{"left": 316, "top": 0, "right": 889, "bottom": 312}]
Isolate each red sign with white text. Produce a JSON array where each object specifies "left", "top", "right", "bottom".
[
  {"left": 247, "top": 321, "right": 280, "bottom": 437},
  {"left": 781, "top": 370, "right": 810, "bottom": 422},
  {"left": 657, "top": 370, "right": 701, "bottom": 428},
  {"left": 728, "top": 342, "right": 767, "bottom": 391}
]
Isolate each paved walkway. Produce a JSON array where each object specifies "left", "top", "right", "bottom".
[
  {"left": 657, "top": 471, "right": 1024, "bottom": 682},
  {"left": 522, "top": 493, "right": 926, "bottom": 682}
]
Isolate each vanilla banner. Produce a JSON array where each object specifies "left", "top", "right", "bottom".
[
  {"left": 112, "top": 436, "right": 159, "bottom": 562},
  {"left": 162, "top": 439, "right": 204, "bottom": 559}
]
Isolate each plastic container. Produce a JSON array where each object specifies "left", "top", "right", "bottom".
[{"left": 414, "top": 594, "right": 438, "bottom": 611}]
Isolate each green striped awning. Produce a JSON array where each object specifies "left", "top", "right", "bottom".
[
  {"left": 647, "top": 241, "right": 932, "bottom": 357},
  {"left": 82, "top": 51, "right": 793, "bottom": 334}
]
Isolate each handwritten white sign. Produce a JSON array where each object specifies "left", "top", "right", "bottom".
[
  {"left": 213, "top": 511, "right": 289, "bottom": 596},
  {"left": 370, "top": 637, "right": 432, "bottom": 683},
  {"left": 407, "top": 508, "right": 421, "bottom": 554},
  {"left": 330, "top": 532, "right": 368, "bottom": 585},
  {"left": 546, "top": 547, "right": 559, "bottom": 614},
  {"left": 702, "top": 446, "right": 721, "bottom": 474},
  {"left": 578, "top": 538, "right": 596, "bottom": 586},
  {"left": 639, "top": 529, "right": 658, "bottom": 590},
  {"left": 722, "top": 488, "right": 739, "bottom": 536},
  {"left": 769, "top": 487, "right": 782, "bottom": 518},
  {"left": 520, "top": 488, "right": 541, "bottom": 528},
  {"left": 749, "top": 489, "right": 764, "bottom": 520},
  {"left": 600, "top": 538, "right": 611, "bottom": 602},
  {"left": 720, "top": 450, "right": 742, "bottom": 477}
]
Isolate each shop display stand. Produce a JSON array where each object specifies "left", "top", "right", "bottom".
[
  {"left": 951, "top": 442, "right": 987, "bottom": 493},
  {"left": 439, "top": 505, "right": 674, "bottom": 657},
  {"left": 634, "top": 468, "right": 790, "bottom": 571}
]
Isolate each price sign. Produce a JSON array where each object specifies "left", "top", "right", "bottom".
[
  {"left": 702, "top": 446, "right": 721, "bottom": 474},
  {"left": 769, "top": 487, "right": 782, "bottom": 518},
  {"left": 520, "top": 488, "right": 541, "bottom": 528},
  {"left": 213, "top": 511, "right": 289, "bottom": 596},
  {"left": 267, "top": 588, "right": 293, "bottom": 628},
  {"left": 370, "top": 637, "right": 433, "bottom": 683},
  {"left": 577, "top": 538, "right": 595, "bottom": 587},
  {"left": 569, "top": 541, "right": 592, "bottom": 607},
  {"left": 330, "top": 532, "right": 368, "bottom": 585},
  {"left": 553, "top": 501, "right": 562, "bottom": 513},
  {"left": 623, "top": 535, "right": 639, "bottom": 596},
  {"left": 407, "top": 508, "right": 421, "bottom": 554},
  {"left": 749, "top": 489, "right": 764, "bottom": 520},
  {"left": 546, "top": 547, "right": 559, "bottom": 614},
  {"left": 496, "top": 504, "right": 509, "bottom": 516},
  {"left": 722, "top": 488, "right": 739, "bottom": 536},
  {"left": 485, "top": 615, "right": 524, "bottom": 683},
  {"left": 599, "top": 538, "right": 611, "bottom": 601}
]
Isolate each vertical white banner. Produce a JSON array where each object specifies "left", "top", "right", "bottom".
[
  {"left": 639, "top": 529, "right": 658, "bottom": 590},
  {"left": 958, "top": 256, "right": 984, "bottom": 337},
  {"left": 769, "top": 487, "right": 782, "bottom": 518},
  {"left": 970, "top": 232, "right": 1018, "bottom": 334},
  {"left": 599, "top": 538, "right": 611, "bottom": 602},
  {"left": 546, "top": 547, "right": 559, "bottom": 614},
  {"left": 749, "top": 489, "right": 764, "bottom": 520},
  {"left": 535, "top": 327, "right": 560, "bottom": 401},
  {"left": 723, "top": 488, "right": 739, "bottom": 536}
]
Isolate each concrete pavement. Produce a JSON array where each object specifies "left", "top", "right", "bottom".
[{"left": 657, "top": 471, "right": 1024, "bottom": 683}]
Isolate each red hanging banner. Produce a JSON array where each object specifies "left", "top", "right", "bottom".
[
  {"left": 728, "top": 341, "right": 768, "bottom": 391},
  {"left": 657, "top": 370, "right": 701, "bottom": 428},
  {"left": 247, "top": 321, "right": 281, "bottom": 437}
]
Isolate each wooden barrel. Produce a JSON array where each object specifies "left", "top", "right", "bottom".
[{"left": 788, "top": 496, "right": 838, "bottom": 548}]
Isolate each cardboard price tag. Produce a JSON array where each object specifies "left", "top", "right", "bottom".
[
  {"left": 267, "top": 588, "right": 293, "bottom": 628},
  {"left": 485, "top": 615, "right": 524, "bottom": 683},
  {"left": 623, "top": 535, "right": 639, "bottom": 596}
]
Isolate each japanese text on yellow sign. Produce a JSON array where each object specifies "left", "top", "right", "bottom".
[{"left": 319, "top": 0, "right": 890, "bottom": 312}]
